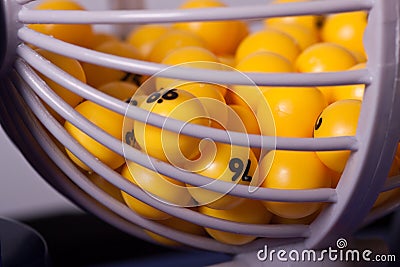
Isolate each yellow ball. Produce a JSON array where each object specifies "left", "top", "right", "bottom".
[
  {"left": 122, "top": 162, "right": 193, "bottom": 217},
  {"left": 228, "top": 104, "right": 263, "bottom": 159},
  {"left": 295, "top": 42, "right": 357, "bottom": 73},
  {"left": 145, "top": 214, "right": 206, "bottom": 246},
  {"left": 330, "top": 63, "right": 366, "bottom": 103},
  {"left": 81, "top": 40, "right": 141, "bottom": 88},
  {"left": 259, "top": 86, "right": 327, "bottom": 137},
  {"left": 120, "top": 163, "right": 179, "bottom": 220},
  {"left": 264, "top": 0, "right": 320, "bottom": 34},
  {"left": 228, "top": 104, "right": 261, "bottom": 136},
  {"left": 235, "top": 29, "right": 301, "bottom": 64},
  {"left": 64, "top": 101, "right": 125, "bottom": 171},
  {"left": 87, "top": 172, "right": 124, "bottom": 203},
  {"left": 174, "top": 0, "right": 249, "bottom": 55},
  {"left": 231, "top": 51, "right": 293, "bottom": 110},
  {"left": 134, "top": 89, "right": 210, "bottom": 166},
  {"left": 260, "top": 151, "right": 331, "bottom": 219},
  {"left": 313, "top": 99, "right": 362, "bottom": 173},
  {"left": 199, "top": 199, "right": 272, "bottom": 245},
  {"left": 267, "top": 23, "right": 319, "bottom": 51},
  {"left": 321, "top": 11, "right": 367, "bottom": 57},
  {"left": 271, "top": 209, "right": 321, "bottom": 225},
  {"left": 217, "top": 54, "right": 236, "bottom": 67},
  {"left": 147, "top": 30, "right": 206, "bottom": 63},
  {"left": 156, "top": 46, "right": 221, "bottom": 93},
  {"left": 87, "top": 32, "right": 120, "bottom": 49},
  {"left": 35, "top": 49, "right": 85, "bottom": 122},
  {"left": 97, "top": 81, "right": 138, "bottom": 101},
  {"left": 28, "top": 0, "right": 93, "bottom": 47},
  {"left": 174, "top": 83, "right": 228, "bottom": 129},
  {"left": 126, "top": 24, "right": 170, "bottom": 59},
  {"left": 185, "top": 143, "right": 258, "bottom": 210},
  {"left": 295, "top": 42, "right": 358, "bottom": 103}
]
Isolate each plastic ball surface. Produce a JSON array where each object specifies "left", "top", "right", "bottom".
[
  {"left": 87, "top": 32, "right": 120, "bottom": 49},
  {"left": 119, "top": 163, "right": 170, "bottom": 220},
  {"left": 264, "top": 0, "right": 320, "bottom": 34},
  {"left": 147, "top": 30, "right": 206, "bottom": 63},
  {"left": 259, "top": 151, "right": 332, "bottom": 219},
  {"left": 64, "top": 101, "right": 125, "bottom": 171},
  {"left": 28, "top": 0, "right": 93, "bottom": 47},
  {"left": 259, "top": 86, "right": 327, "bottom": 137},
  {"left": 321, "top": 11, "right": 367, "bottom": 57},
  {"left": 126, "top": 24, "right": 171, "bottom": 59},
  {"left": 156, "top": 46, "right": 221, "bottom": 93},
  {"left": 97, "top": 81, "right": 138, "bottom": 101},
  {"left": 35, "top": 49, "right": 85, "bottom": 122},
  {"left": 87, "top": 172, "right": 124, "bottom": 203},
  {"left": 174, "top": 0, "right": 249, "bottom": 55},
  {"left": 330, "top": 63, "right": 366, "bottom": 103},
  {"left": 231, "top": 51, "right": 293, "bottom": 110},
  {"left": 81, "top": 40, "right": 141, "bottom": 88},
  {"left": 313, "top": 99, "right": 362, "bottom": 173},
  {"left": 235, "top": 29, "right": 301, "bottom": 64},
  {"left": 199, "top": 199, "right": 272, "bottom": 245},
  {"left": 295, "top": 42, "right": 357, "bottom": 73},
  {"left": 295, "top": 42, "right": 358, "bottom": 103},
  {"left": 134, "top": 88, "right": 210, "bottom": 166},
  {"left": 185, "top": 143, "right": 258, "bottom": 210},
  {"left": 267, "top": 23, "right": 319, "bottom": 51}
]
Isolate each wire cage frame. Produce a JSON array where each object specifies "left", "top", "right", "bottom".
[{"left": 0, "top": 0, "right": 400, "bottom": 260}]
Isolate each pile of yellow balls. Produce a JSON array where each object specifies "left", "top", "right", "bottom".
[{"left": 29, "top": 0, "right": 400, "bottom": 246}]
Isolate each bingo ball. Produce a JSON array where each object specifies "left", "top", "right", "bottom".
[
  {"left": 133, "top": 88, "right": 210, "bottom": 166},
  {"left": 313, "top": 99, "right": 362, "bottom": 173}
]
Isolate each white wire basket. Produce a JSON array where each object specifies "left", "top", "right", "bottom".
[{"left": 1, "top": 0, "right": 400, "bottom": 265}]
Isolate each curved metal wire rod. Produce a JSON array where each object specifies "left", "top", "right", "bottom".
[
  {"left": 18, "top": 0, "right": 373, "bottom": 24},
  {"left": 15, "top": 52, "right": 359, "bottom": 152},
  {"left": 17, "top": 29, "right": 373, "bottom": 87}
]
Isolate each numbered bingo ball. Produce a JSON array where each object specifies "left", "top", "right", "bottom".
[
  {"left": 134, "top": 88, "right": 210, "bottom": 166},
  {"left": 81, "top": 40, "right": 141, "bottom": 88},
  {"left": 126, "top": 24, "right": 170, "bottom": 59},
  {"left": 145, "top": 214, "right": 206, "bottom": 246},
  {"left": 175, "top": 83, "right": 228, "bottom": 130},
  {"left": 120, "top": 162, "right": 193, "bottom": 220},
  {"left": 199, "top": 199, "right": 272, "bottom": 245},
  {"left": 259, "top": 86, "right": 327, "bottom": 137},
  {"left": 28, "top": 0, "right": 93, "bottom": 47},
  {"left": 235, "top": 29, "right": 301, "bottom": 64},
  {"left": 313, "top": 99, "right": 362, "bottom": 173},
  {"left": 174, "top": 0, "right": 249, "bottom": 55},
  {"left": 64, "top": 101, "right": 125, "bottom": 171},
  {"left": 185, "top": 143, "right": 258, "bottom": 210},
  {"left": 35, "top": 49, "right": 85, "bottom": 122},
  {"left": 260, "top": 151, "right": 331, "bottom": 219}
]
